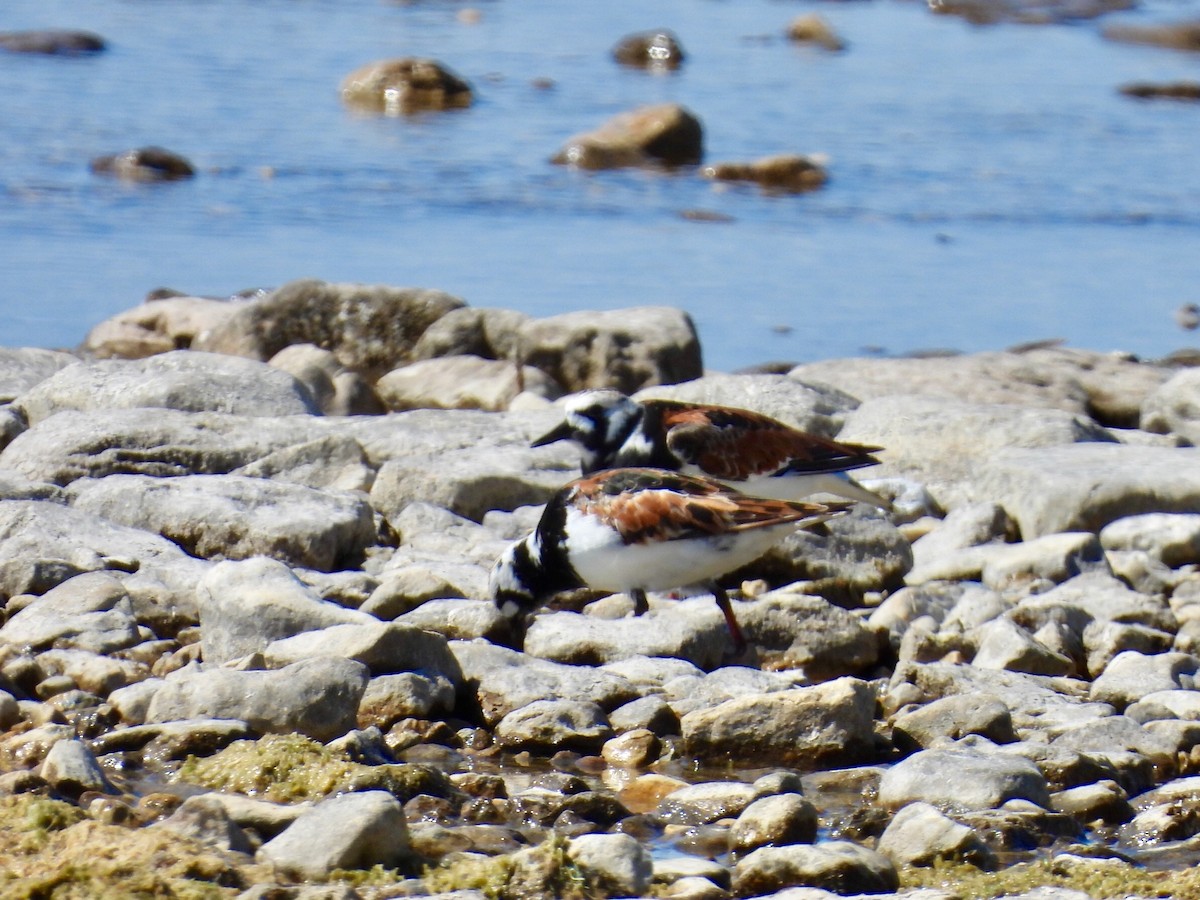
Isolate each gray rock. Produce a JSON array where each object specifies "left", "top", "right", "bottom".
[
  {"left": 681, "top": 677, "right": 878, "bottom": 768},
  {"left": 394, "top": 598, "right": 512, "bottom": 643},
  {"left": 194, "top": 279, "right": 466, "bottom": 379},
  {"left": 661, "top": 665, "right": 799, "bottom": 718},
  {"left": 522, "top": 606, "right": 730, "bottom": 669},
  {"left": 887, "top": 662, "right": 1113, "bottom": 742},
  {"left": 0, "top": 407, "right": 325, "bottom": 486},
  {"left": 1015, "top": 572, "right": 1176, "bottom": 635},
  {"left": 520, "top": 306, "right": 702, "bottom": 393},
  {"left": 267, "top": 343, "right": 385, "bottom": 417},
  {"left": 878, "top": 747, "right": 1051, "bottom": 811},
  {"left": 33, "top": 647, "right": 149, "bottom": 696},
  {"left": 729, "top": 794, "right": 818, "bottom": 855},
  {"left": 835, "top": 394, "right": 1114, "bottom": 510},
  {"left": 80, "top": 295, "right": 242, "bottom": 360},
  {"left": 197, "top": 557, "right": 374, "bottom": 665},
  {"left": 1082, "top": 620, "right": 1174, "bottom": 678},
  {"left": 568, "top": 833, "right": 653, "bottom": 897},
  {"left": 0, "top": 347, "right": 77, "bottom": 403},
  {"left": 791, "top": 348, "right": 1164, "bottom": 424},
  {"left": 155, "top": 794, "right": 255, "bottom": 853},
  {"left": 0, "top": 690, "right": 19, "bottom": 731},
  {"left": 1090, "top": 650, "right": 1200, "bottom": 709},
  {"left": 732, "top": 841, "right": 899, "bottom": 896},
  {"left": 0, "top": 500, "right": 205, "bottom": 603},
  {"left": 876, "top": 801, "right": 995, "bottom": 868},
  {"left": 231, "top": 435, "right": 375, "bottom": 493},
  {"left": 747, "top": 506, "right": 913, "bottom": 604},
  {"left": 494, "top": 699, "right": 613, "bottom": 752},
  {"left": 0, "top": 571, "right": 142, "bottom": 653},
  {"left": 734, "top": 591, "right": 879, "bottom": 679},
  {"left": 14, "top": 352, "right": 318, "bottom": 425},
  {"left": 411, "top": 306, "right": 530, "bottom": 363},
  {"left": 971, "top": 617, "right": 1075, "bottom": 676},
  {"left": 980, "top": 533, "right": 1110, "bottom": 591},
  {"left": 973, "top": 444, "right": 1200, "bottom": 539},
  {"left": 257, "top": 790, "right": 410, "bottom": 878},
  {"left": 370, "top": 446, "right": 567, "bottom": 524},
  {"left": 145, "top": 656, "right": 369, "bottom": 741},
  {"left": 608, "top": 696, "right": 680, "bottom": 735},
  {"left": 359, "top": 672, "right": 457, "bottom": 727},
  {"left": 1127, "top": 689, "right": 1200, "bottom": 723},
  {"left": 656, "top": 781, "right": 760, "bottom": 825},
  {"left": 450, "top": 640, "right": 639, "bottom": 726},
  {"left": 376, "top": 355, "right": 562, "bottom": 412},
  {"left": 67, "top": 473, "right": 376, "bottom": 571},
  {"left": 1049, "top": 780, "right": 1133, "bottom": 824},
  {"left": 891, "top": 693, "right": 1016, "bottom": 751},
  {"left": 1100, "top": 513, "right": 1200, "bottom": 567},
  {"left": 869, "top": 582, "right": 973, "bottom": 650},
  {"left": 910, "top": 502, "right": 1014, "bottom": 570},
  {"left": 1141, "top": 367, "right": 1200, "bottom": 443},
  {"left": 39, "top": 738, "right": 116, "bottom": 795},
  {"left": 1050, "top": 715, "right": 1179, "bottom": 772},
  {"left": 262, "top": 622, "right": 462, "bottom": 685}
]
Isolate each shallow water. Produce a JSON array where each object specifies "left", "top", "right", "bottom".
[{"left": 2, "top": 0, "right": 1199, "bottom": 371}]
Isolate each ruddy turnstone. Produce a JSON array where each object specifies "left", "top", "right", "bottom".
[
  {"left": 489, "top": 467, "right": 849, "bottom": 651},
  {"left": 533, "top": 390, "right": 887, "bottom": 508}
]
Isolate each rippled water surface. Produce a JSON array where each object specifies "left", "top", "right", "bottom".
[{"left": 2, "top": 0, "right": 1199, "bottom": 371}]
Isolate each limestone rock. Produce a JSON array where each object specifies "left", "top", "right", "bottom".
[
  {"left": 878, "top": 747, "right": 1051, "bottom": 811},
  {"left": 81, "top": 295, "right": 243, "bottom": 360},
  {"left": 68, "top": 474, "right": 376, "bottom": 571},
  {"left": 520, "top": 306, "right": 702, "bottom": 394},
  {"left": 193, "top": 279, "right": 465, "bottom": 379},
  {"left": 732, "top": 842, "right": 898, "bottom": 896},
  {"left": 258, "top": 791, "right": 410, "bottom": 877},
  {"left": 681, "top": 677, "right": 878, "bottom": 767},
  {"left": 145, "top": 656, "right": 369, "bottom": 741},
  {"left": 376, "top": 355, "right": 562, "bottom": 411}
]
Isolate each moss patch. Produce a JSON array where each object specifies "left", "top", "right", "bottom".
[
  {"left": 424, "top": 836, "right": 595, "bottom": 900},
  {"left": 902, "top": 857, "right": 1200, "bottom": 899},
  {"left": 175, "top": 733, "right": 455, "bottom": 804},
  {"left": 0, "top": 794, "right": 257, "bottom": 899}
]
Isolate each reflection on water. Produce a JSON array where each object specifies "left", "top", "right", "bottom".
[{"left": 1, "top": 0, "right": 1198, "bottom": 370}]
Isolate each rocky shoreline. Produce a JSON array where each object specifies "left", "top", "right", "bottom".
[{"left": 3, "top": 280, "right": 1200, "bottom": 898}]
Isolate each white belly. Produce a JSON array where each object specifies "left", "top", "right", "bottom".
[{"left": 563, "top": 508, "right": 793, "bottom": 592}]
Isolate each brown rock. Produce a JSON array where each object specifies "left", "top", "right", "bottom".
[
  {"left": 89, "top": 147, "right": 195, "bottom": 183},
  {"left": 786, "top": 15, "right": 846, "bottom": 51},
  {"left": 611, "top": 30, "right": 686, "bottom": 69},
  {"left": 0, "top": 30, "right": 105, "bottom": 55},
  {"left": 702, "top": 155, "right": 828, "bottom": 194},
  {"left": 1120, "top": 81, "right": 1200, "bottom": 101},
  {"left": 1104, "top": 20, "right": 1200, "bottom": 51},
  {"left": 553, "top": 103, "right": 703, "bottom": 169},
  {"left": 340, "top": 58, "right": 472, "bottom": 114}
]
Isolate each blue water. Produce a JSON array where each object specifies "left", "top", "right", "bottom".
[{"left": 2, "top": 0, "right": 1199, "bottom": 371}]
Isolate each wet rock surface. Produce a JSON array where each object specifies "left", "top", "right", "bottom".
[
  {"left": 552, "top": 103, "right": 704, "bottom": 170},
  {"left": 339, "top": 58, "right": 473, "bottom": 114},
  {"left": 2, "top": 312, "right": 1200, "bottom": 898}
]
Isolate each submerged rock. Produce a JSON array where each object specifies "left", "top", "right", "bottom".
[
  {"left": 553, "top": 103, "right": 703, "bottom": 169},
  {"left": 702, "top": 154, "right": 828, "bottom": 193},
  {"left": 89, "top": 146, "right": 196, "bottom": 182},
  {"left": 611, "top": 30, "right": 686, "bottom": 70},
  {"left": 340, "top": 57, "right": 473, "bottom": 114},
  {"left": 0, "top": 29, "right": 106, "bottom": 55}
]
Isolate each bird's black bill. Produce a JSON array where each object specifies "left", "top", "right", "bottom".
[{"left": 531, "top": 420, "right": 574, "bottom": 448}]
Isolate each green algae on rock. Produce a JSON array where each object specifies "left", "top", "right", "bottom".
[
  {"left": 175, "top": 732, "right": 457, "bottom": 804},
  {"left": 0, "top": 794, "right": 254, "bottom": 899}
]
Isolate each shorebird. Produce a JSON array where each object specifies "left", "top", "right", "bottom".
[
  {"left": 489, "top": 467, "right": 850, "bottom": 651},
  {"left": 532, "top": 390, "right": 887, "bottom": 508}
]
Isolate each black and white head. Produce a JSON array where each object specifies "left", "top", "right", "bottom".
[
  {"left": 489, "top": 537, "right": 541, "bottom": 622},
  {"left": 532, "top": 390, "right": 644, "bottom": 473}
]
